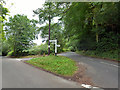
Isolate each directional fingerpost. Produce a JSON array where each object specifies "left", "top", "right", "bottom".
[{"left": 49, "top": 40, "right": 60, "bottom": 56}]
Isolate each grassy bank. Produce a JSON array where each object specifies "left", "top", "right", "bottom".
[
  {"left": 25, "top": 55, "right": 78, "bottom": 76},
  {"left": 76, "top": 50, "right": 119, "bottom": 61}
]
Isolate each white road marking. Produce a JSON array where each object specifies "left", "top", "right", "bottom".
[
  {"left": 15, "top": 59, "right": 22, "bottom": 61},
  {"left": 81, "top": 84, "right": 92, "bottom": 88},
  {"left": 8, "top": 58, "right": 32, "bottom": 61},
  {"left": 81, "top": 84, "right": 103, "bottom": 90},
  {"left": 8, "top": 59, "right": 22, "bottom": 61},
  {"left": 100, "top": 62, "right": 118, "bottom": 68}
]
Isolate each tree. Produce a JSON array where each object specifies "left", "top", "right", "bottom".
[
  {"left": 63, "top": 2, "right": 119, "bottom": 52},
  {"left": 0, "top": 0, "right": 9, "bottom": 55},
  {"left": 33, "top": 2, "right": 119, "bottom": 57},
  {"left": 5, "top": 14, "right": 38, "bottom": 56},
  {"left": 33, "top": 2, "right": 55, "bottom": 55},
  {"left": 33, "top": 2, "right": 71, "bottom": 55},
  {"left": 63, "top": 2, "right": 95, "bottom": 51},
  {"left": 39, "top": 23, "right": 64, "bottom": 53}
]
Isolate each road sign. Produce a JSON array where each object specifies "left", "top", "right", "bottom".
[
  {"left": 49, "top": 40, "right": 60, "bottom": 56},
  {"left": 57, "top": 45, "right": 60, "bottom": 47}
]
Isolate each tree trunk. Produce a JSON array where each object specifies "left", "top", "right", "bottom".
[{"left": 96, "top": 32, "right": 98, "bottom": 43}]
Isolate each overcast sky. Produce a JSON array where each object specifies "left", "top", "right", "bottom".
[
  {"left": 5, "top": 0, "right": 45, "bottom": 19},
  {"left": 5, "top": 0, "right": 46, "bottom": 45}
]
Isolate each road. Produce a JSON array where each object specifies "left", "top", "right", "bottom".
[
  {"left": 58, "top": 52, "right": 119, "bottom": 88},
  {"left": 2, "top": 57, "right": 82, "bottom": 88},
  {"left": 0, "top": 56, "right": 2, "bottom": 89}
]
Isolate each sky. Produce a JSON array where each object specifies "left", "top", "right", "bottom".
[{"left": 4, "top": 0, "right": 47, "bottom": 45}]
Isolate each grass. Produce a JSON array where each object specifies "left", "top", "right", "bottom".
[
  {"left": 25, "top": 55, "right": 78, "bottom": 76},
  {"left": 76, "top": 50, "right": 119, "bottom": 61}
]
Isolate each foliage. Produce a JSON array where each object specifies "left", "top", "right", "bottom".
[
  {"left": 5, "top": 14, "right": 38, "bottom": 56},
  {"left": 28, "top": 43, "right": 48, "bottom": 55},
  {"left": 2, "top": 2, "right": 119, "bottom": 61},
  {"left": 26, "top": 55, "right": 78, "bottom": 76},
  {"left": 76, "top": 50, "right": 119, "bottom": 61},
  {"left": 0, "top": 0, "right": 9, "bottom": 55},
  {"left": 63, "top": 2, "right": 119, "bottom": 55},
  {"left": 7, "top": 50, "right": 14, "bottom": 56},
  {"left": 39, "top": 23, "right": 64, "bottom": 53},
  {"left": 32, "top": 2, "right": 119, "bottom": 60},
  {"left": 2, "top": 40, "right": 10, "bottom": 56},
  {"left": 33, "top": 2, "right": 71, "bottom": 54},
  {"left": 33, "top": 2, "right": 70, "bottom": 24},
  {"left": 0, "top": 0, "right": 9, "bottom": 19}
]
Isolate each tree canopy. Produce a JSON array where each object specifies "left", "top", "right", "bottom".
[
  {"left": 4, "top": 14, "right": 38, "bottom": 56},
  {"left": 32, "top": 2, "right": 119, "bottom": 59},
  {"left": 1, "top": 2, "right": 119, "bottom": 60},
  {"left": 0, "top": 0, "right": 9, "bottom": 55}
]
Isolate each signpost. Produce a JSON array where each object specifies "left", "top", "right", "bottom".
[{"left": 49, "top": 40, "right": 60, "bottom": 56}]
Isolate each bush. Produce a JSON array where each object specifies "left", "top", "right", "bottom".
[
  {"left": 76, "top": 50, "right": 119, "bottom": 61},
  {"left": 96, "top": 32, "right": 118, "bottom": 52},
  {"left": 68, "top": 46, "right": 76, "bottom": 52},
  {"left": 63, "top": 48, "right": 70, "bottom": 52},
  {"left": 21, "top": 50, "right": 29, "bottom": 56},
  {"left": 7, "top": 51, "right": 14, "bottom": 56},
  {"left": 28, "top": 48, "right": 40, "bottom": 55},
  {"left": 28, "top": 43, "right": 49, "bottom": 55},
  {"left": 2, "top": 41, "right": 10, "bottom": 56}
]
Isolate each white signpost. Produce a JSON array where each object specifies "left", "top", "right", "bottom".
[{"left": 49, "top": 40, "right": 60, "bottom": 56}]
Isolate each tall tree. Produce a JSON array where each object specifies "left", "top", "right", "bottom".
[
  {"left": 33, "top": 2, "right": 71, "bottom": 55},
  {"left": 63, "top": 2, "right": 119, "bottom": 52},
  {"left": 39, "top": 23, "right": 64, "bottom": 52},
  {"left": 33, "top": 2, "right": 55, "bottom": 55},
  {"left": 0, "top": 0, "right": 9, "bottom": 55},
  {"left": 5, "top": 14, "right": 38, "bottom": 56}
]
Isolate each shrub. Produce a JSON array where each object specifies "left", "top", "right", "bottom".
[
  {"left": 28, "top": 43, "right": 49, "bottom": 55},
  {"left": 7, "top": 51, "right": 14, "bottom": 56},
  {"left": 68, "top": 46, "right": 75, "bottom": 52},
  {"left": 43, "top": 53, "right": 45, "bottom": 57},
  {"left": 21, "top": 50, "right": 29, "bottom": 56},
  {"left": 2, "top": 41, "right": 10, "bottom": 56}
]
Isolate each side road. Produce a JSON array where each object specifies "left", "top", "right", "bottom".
[
  {"left": 58, "top": 52, "right": 119, "bottom": 88},
  {"left": 2, "top": 57, "right": 82, "bottom": 88}
]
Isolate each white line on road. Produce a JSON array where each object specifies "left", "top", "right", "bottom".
[
  {"left": 8, "top": 59, "right": 22, "bottom": 61},
  {"left": 100, "top": 62, "right": 119, "bottom": 68},
  {"left": 15, "top": 59, "right": 22, "bottom": 61},
  {"left": 81, "top": 84, "right": 104, "bottom": 90},
  {"left": 81, "top": 84, "right": 92, "bottom": 88},
  {"left": 8, "top": 58, "right": 32, "bottom": 61}
]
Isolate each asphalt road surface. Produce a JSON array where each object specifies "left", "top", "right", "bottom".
[
  {"left": 2, "top": 57, "right": 82, "bottom": 88},
  {"left": 58, "top": 52, "right": 119, "bottom": 88},
  {"left": 0, "top": 56, "right": 2, "bottom": 89}
]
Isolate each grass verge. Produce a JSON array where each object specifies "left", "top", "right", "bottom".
[
  {"left": 25, "top": 55, "right": 78, "bottom": 76},
  {"left": 76, "top": 50, "right": 119, "bottom": 61}
]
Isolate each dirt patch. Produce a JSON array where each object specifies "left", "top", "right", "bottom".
[
  {"left": 23, "top": 60, "right": 94, "bottom": 86},
  {"left": 71, "top": 64, "right": 94, "bottom": 85}
]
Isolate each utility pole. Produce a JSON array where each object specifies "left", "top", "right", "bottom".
[{"left": 48, "top": 2, "right": 51, "bottom": 55}]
